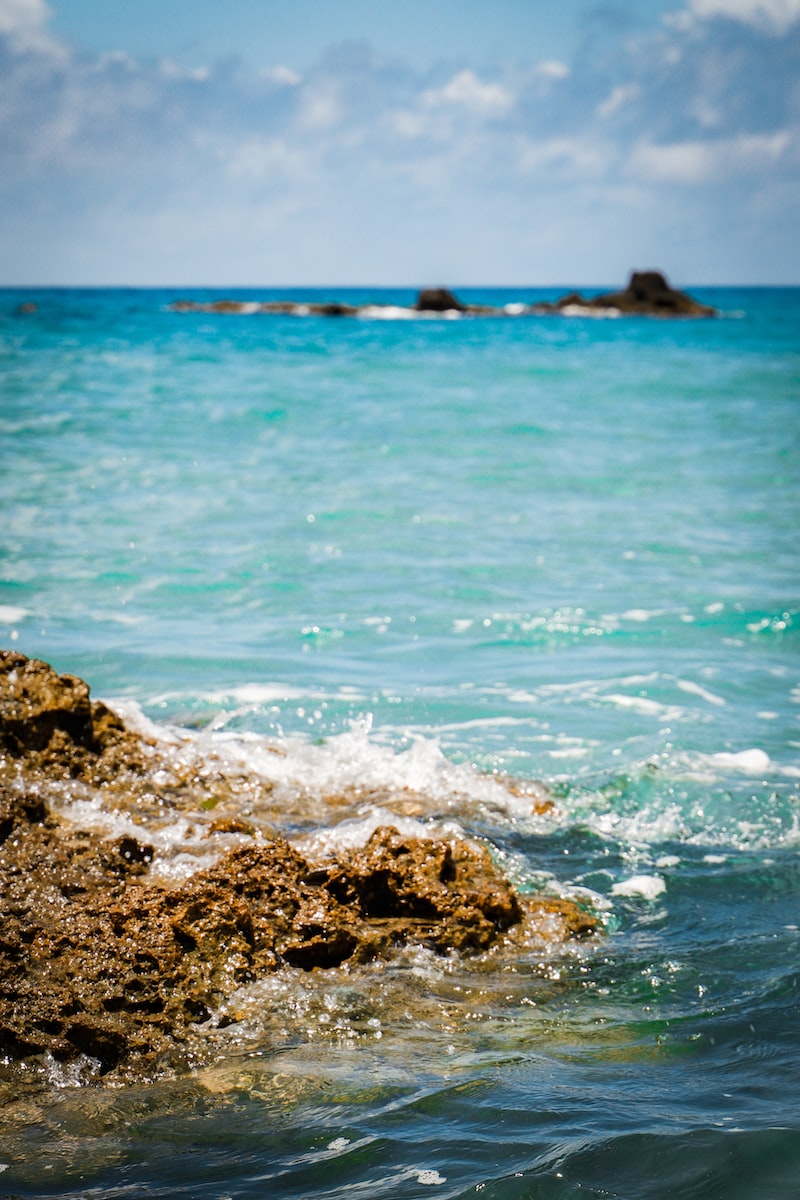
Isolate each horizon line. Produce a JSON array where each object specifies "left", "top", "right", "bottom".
[{"left": 2, "top": 281, "right": 797, "bottom": 291}]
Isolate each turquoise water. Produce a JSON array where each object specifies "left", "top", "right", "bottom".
[{"left": 1, "top": 287, "right": 799, "bottom": 1197}]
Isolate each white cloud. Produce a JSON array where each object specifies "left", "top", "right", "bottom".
[
  {"left": 517, "top": 136, "right": 610, "bottom": 177},
  {"left": 0, "top": 0, "right": 797, "bottom": 283},
  {"left": 0, "top": 0, "right": 58, "bottom": 52},
  {"left": 629, "top": 130, "right": 791, "bottom": 181},
  {"left": 0, "top": 0, "right": 48, "bottom": 35},
  {"left": 535, "top": 60, "right": 570, "bottom": 81},
  {"left": 422, "top": 69, "right": 514, "bottom": 116},
  {"left": 260, "top": 65, "right": 302, "bottom": 88},
  {"left": 679, "top": 0, "right": 800, "bottom": 33},
  {"left": 596, "top": 83, "right": 641, "bottom": 119},
  {"left": 224, "top": 137, "right": 312, "bottom": 182},
  {"left": 158, "top": 57, "right": 211, "bottom": 82},
  {"left": 297, "top": 82, "right": 342, "bottom": 129}
]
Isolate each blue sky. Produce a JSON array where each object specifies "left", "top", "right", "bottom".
[{"left": 1, "top": 0, "right": 798, "bottom": 285}]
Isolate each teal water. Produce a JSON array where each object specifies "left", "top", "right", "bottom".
[{"left": 1, "top": 287, "right": 799, "bottom": 1197}]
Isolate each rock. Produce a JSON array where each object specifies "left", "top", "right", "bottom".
[
  {"left": 0, "top": 803, "right": 558, "bottom": 1077},
  {"left": 168, "top": 298, "right": 360, "bottom": 317},
  {"left": 0, "top": 649, "right": 95, "bottom": 755},
  {"left": 589, "top": 271, "right": 716, "bottom": 317},
  {"left": 555, "top": 291, "right": 587, "bottom": 309},
  {"left": 414, "top": 288, "right": 467, "bottom": 312},
  {"left": 0, "top": 653, "right": 597, "bottom": 1080},
  {"left": 310, "top": 301, "right": 359, "bottom": 317},
  {"left": 0, "top": 649, "right": 146, "bottom": 782}
]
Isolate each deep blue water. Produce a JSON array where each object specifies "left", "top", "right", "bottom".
[{"left": 1, "top": 287, "right": 799, "bottom": 1197}]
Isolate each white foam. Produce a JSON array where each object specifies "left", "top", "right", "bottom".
[
  {"left": 709, "top": 748, "right": 771, "bottom": 774},
  {"left": 611, "top": 874, "right": 666, "bottom": 900},
  {"left": 559, "top": 304, "right": 621, "bottom": 318},
  {"left": 149, "top": 683, "right": 306, "bottom": 707},
  {"left": 218, "top": 683, "right": 306, "bottom": 705},
  {"left": 415, "top": 1169, "right": 447, "bottom": 1185},
  {"left": 603, "top": 694, "right": 684, "bottom": 720},
  {"left": 0, "top": 604, "right": 29, "bottom": 623},
  {"left": 677, "top": 679, "right": 726, "bottom": 707},
  {"left": 103, "top": 698, "right": 185, "bottom": 744},
  {"left": 587, "top": 804, "right": 687, "bottom": 847},
  {"left": 357, "top": 305, "right": 416, "bottom": 320},
  {"left": 294, "top": 808, "right": 465, "bottom": 859}
]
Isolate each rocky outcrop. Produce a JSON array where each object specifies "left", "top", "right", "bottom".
[
  {"left": 548, "top": 271, "right": 716, "bottom": 317},
  {"left": 169, "top": 274, "right": 716, "bottom": 320},
  {"left": 169, "top": 298, "right": 360, "bottom": 317},
  {"left": 414, "top": 287, "right": 467, "bottom": 313},
  {"left": 0, "top": 652, "right": 596, "bottom": 1080}
]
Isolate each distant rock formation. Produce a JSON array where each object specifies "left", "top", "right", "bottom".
[
  {"left": 0, "top": 651, "right": 596, "bottom": 1081},
  {"left": 414, "top": 287, "right": 466, "bottom": 313},
  {"left": 168, "top": 273, "right": 716, "bottom": 320},
  {"left": 547, "top": 271, "right": 717, "bottom": 317}
]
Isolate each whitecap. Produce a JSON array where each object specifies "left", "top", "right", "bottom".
[
  {"left": 677, "top": 679, "right": 726, "bottom": 707},
  {"left": 357, "top": 305, "right": 416, "bottom": 320},
  {"left": 0, "top": 604, "right": 29, "bottom": 623},
  {"left": 611, "top": 874, "right": 666, "bottom": 900},
  {"left": 709, "top": 748, "right": 771, "bottom": 774},
  {"left": 214, "top": 683, "right": 306, "bottom": 705},
  {"left": 559, "top": 304, "right": 621, "bottom": 318},
  {"left": 603, "top": 694, "right": 684, "bottom": 720},
  {"left": 622, "top": 608, "right": 653, "bottom": 622}
]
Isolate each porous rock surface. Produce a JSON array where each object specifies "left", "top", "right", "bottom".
[{"left": 0, "top": 651, "right": 595, "bottom": 1079}]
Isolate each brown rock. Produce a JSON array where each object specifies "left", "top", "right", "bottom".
[
  {"left": 415, "top": 287, "right": 467, "bottom": 312},
  {"left": 590, "top": 270, "right": 716, "bottom": 317},
  {"left": 0, "top": 653, "right": 597, "bottom": 1080}
]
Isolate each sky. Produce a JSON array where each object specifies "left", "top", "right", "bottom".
[{"left": 1, "top": 0, "right": 799, "bottom": 285}]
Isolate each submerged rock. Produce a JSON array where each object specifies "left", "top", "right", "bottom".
[{"left": 0, "top": 652, "right": 596, "bottom": 1080}]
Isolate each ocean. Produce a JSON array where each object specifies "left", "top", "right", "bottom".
[{"left": 1, "top": 286, "right": 798, "bottom": 1197}]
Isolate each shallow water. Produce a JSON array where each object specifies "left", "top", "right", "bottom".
[{"left": 1, "top": 286, "right": 799, "bottom": 1197}]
